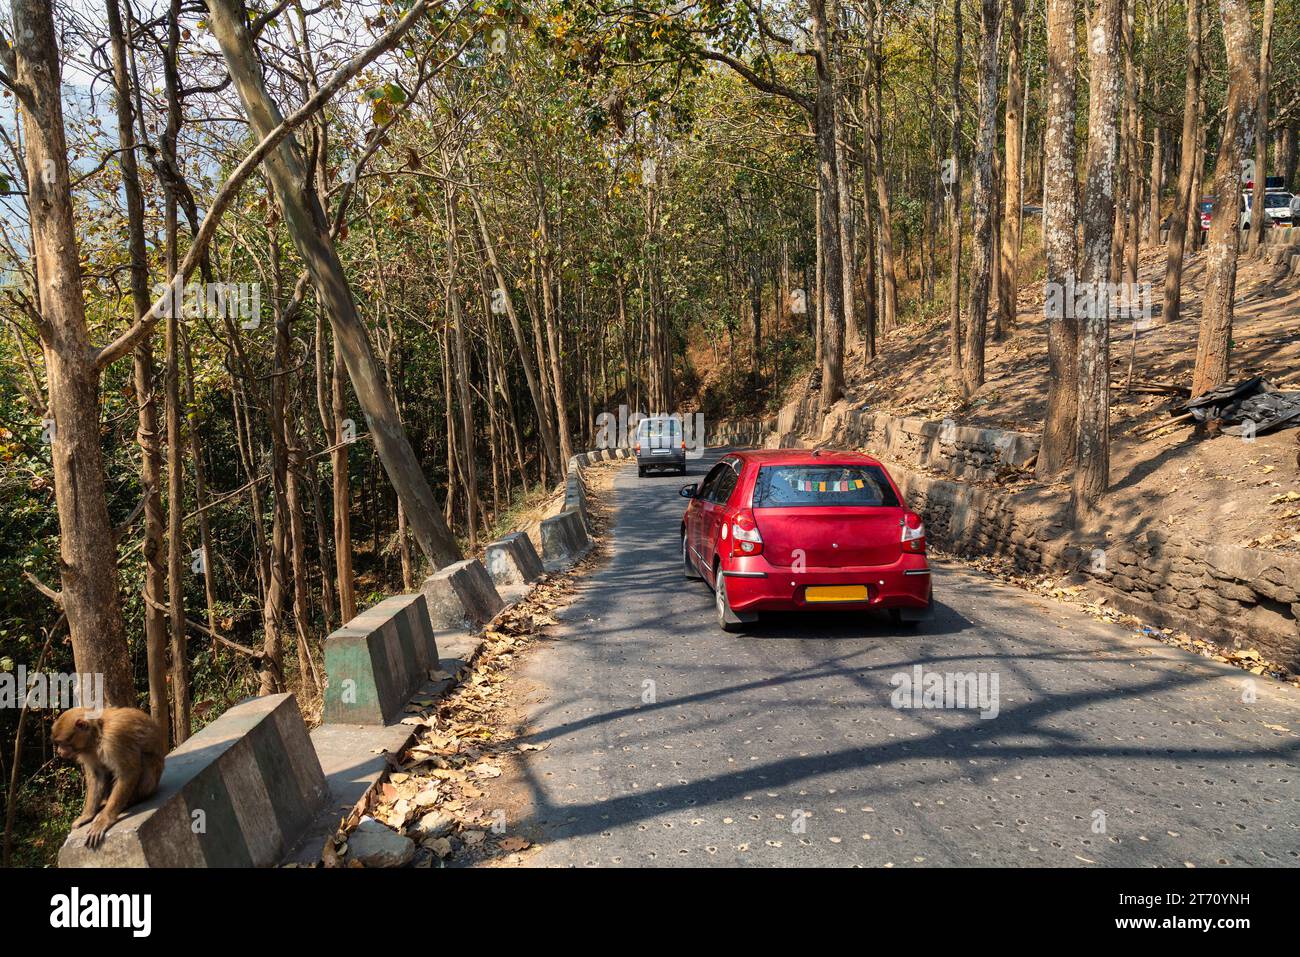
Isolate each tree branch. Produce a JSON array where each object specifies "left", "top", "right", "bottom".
[{"left": 93, "top": 0, "right": 437, "bottom": 371}]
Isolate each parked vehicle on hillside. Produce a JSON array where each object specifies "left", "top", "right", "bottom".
[
  {"left": 680, "top": 449, "right": 933, "bottom": 632},
  {"left": 636, "top": 416, "right": 687, "bottom": 476},
  {"left": 1260, "top": 191, "right": 1297, "bottom": 227},
  {"left": 1199, "top": 191, "right": 1297, "bottom": 236}
]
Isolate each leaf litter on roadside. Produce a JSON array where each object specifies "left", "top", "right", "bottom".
[
  {"left": 322, "top": 465, "right": 617, "bottom": 868},
  {"left": 938, "top": 547, "right": 1299, "bottom": 688}
]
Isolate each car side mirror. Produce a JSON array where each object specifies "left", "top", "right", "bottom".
[{"left": 679, "top": 484, "right": 697, "bottom": 498}]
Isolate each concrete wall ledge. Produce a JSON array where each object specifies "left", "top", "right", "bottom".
[
  {"left": 323, "top": 593, "right": 440, "bottom": 726},
  {"left": 540, "top": 507, "right": 591, "bottom": 568},
  {"left": 59, "top": 694, "right": 326, "bottom": 868},
  {"left": 485, "top": 531, "right": 545, "bottom": 586},
  {"left": 422, "top": 559, "right": 504, "bottom": 631}
]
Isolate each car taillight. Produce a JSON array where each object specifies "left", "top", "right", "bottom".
[
  {"left": 681, "top": 440, "right": 686, "bottom": 450},
  {"left": 635, "top": 442, "right": 641, "bottom": 453},
  {"left": 901, "top": 512, "right": 926, "bottom": 553},
  {"left": 730, "top": 509, "right": 763, "bottom": 557}
]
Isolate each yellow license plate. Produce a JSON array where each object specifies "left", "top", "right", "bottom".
[{"left": 804, "top": 585, "right": 869, "bottom": 603}]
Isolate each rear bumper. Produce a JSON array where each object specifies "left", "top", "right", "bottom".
[
  {"left": 638, "top": 451, "right": 686, "bottom": 469},
  {"left": 720, "top": 553, "right": 932, "bottom": 613}
]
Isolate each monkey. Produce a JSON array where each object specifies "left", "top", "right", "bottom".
[{"left": 52, "top": 707, "right": 166, "bottom": 849}]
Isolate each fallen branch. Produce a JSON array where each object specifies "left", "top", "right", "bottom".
[{"left": 1133, "top": 411, "right": 1196, "bottom": 436}]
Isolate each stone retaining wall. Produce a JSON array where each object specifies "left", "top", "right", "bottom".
[
  {"left": 1264, "top": 224, "right": 1300, "bottom": 277},
  {"left": 894, "top": 466, "right": 1300, "bottom": 670},
  {"left": 709, "top": 394, "right": 1039, "bottom": 483}
]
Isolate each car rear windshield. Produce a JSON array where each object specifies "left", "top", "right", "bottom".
[
  {"left": 637, "top": 418, "right": 681, "bottom": 436},
  {"left": 1265, "top": 193, "right": 1290, "bottom": 209},
  {"left": 752, "top": 464, "right": 900, "bottom": 508}
]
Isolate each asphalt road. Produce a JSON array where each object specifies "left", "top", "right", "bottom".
[{"left": 506, "top": 449, "right": 1300, "bottom": 867}]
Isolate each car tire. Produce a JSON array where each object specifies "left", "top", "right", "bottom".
[
  {"left": 637, "top": 466, "right": 645, "bottom": 477},
  {"left": 891, "top": 591, "right": 934, "bottom": 630},
  {"left": 682, "top": 532, "right": 700, "bottom": 579},
  {"left": 890, "top": 609, "right": 921, "bottom": 629}
]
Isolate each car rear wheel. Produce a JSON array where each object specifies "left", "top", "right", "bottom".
[
  {"left": 890, "top": 591, "right": 934, "bottom": 629},
  {"left": 637, "top": 466, "right": 645, "bottom": 477},
  {"left": 682, "top": 532, "right": 699, "bottom": 579},
  {"left": 714, "top": 567, "right": 755, "bottom": 632}
]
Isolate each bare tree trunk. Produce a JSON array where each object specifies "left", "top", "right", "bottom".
[
  {"left": 106, "top": 0, "right": 166, "bottom": 724},
  {"left": 180, "top": 329, "right": 218, "bottom": 640},
  {"left": 830, "top": 10, "right": 858, "bottom": 359},
  {"left": 160, "top": 0, "right": 190, "bottom": 744},
  {"left": 811, "top": 0, "right": 846, "bottom": 409},
  {"left": 13, "top": 0, "right": 135, "bottom": 707},
  {"left": 1162, "top": 0, "right": 1201, "bottom": 327},
  {"left": 1120, "top": 0, "right": 1139, "bottom": 288},
  {"left": 331, "top": 341, "right": 356, "bottom": 623},
  {"left": 1278, "top": 123, "right": 1297, "bottom": 189},
  {"left": 445, "top": 189, "right": 478, "bottom": 550},
  {"left": 963, "top": 0, "right": 1001, "bottom": 399},
  {"left": 999, "top": 0, "right": 1027, "bottom": 339},
  {"left": 1147, "top": 122, "right": 1163, "bottom": 246},
  {"left": 1246, "top": 0, "right": 1275, "bottom": 256},
  {"left": 869, "top": 0, "right": 898, "bottom": 335},
  {"left": 1074, "top": 0, "right": 1123, "bottom": 513},
  {"left": 539, "top": 241, "right": 574, "bottom": 464},
  {"left": 205, "top": 0, "right": 461, "bottom": 569},
  {"left": 948, "top": 0, "right": 965, "bottom": 381},
  {"left": 749, "top": 261, "right": 762, "bottom": 389},
  {"left": 270, "top": 242, "right": 318, "bottom": 697},
  {"left": 1192, "top": 0, "right": 1260, "bottom": 396}
]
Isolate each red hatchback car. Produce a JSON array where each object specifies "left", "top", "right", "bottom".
[{"left": 680, "top": 449, "right": 933, "bottom": 632}]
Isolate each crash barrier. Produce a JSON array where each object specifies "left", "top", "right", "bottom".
[
  {"left": 422, "top": 559, "right": 504, "bottom": 630},
  {"left": 537, "top": 446, "right": 632, "bottom": 566},
  {"left": 485, "top": 531, "right": 545, "bottom": 586},
  {"left": 323, "top": 593, "right": 441, "bottom": 725},
  {"left": 59, "top": 694, "right": 326, "bottom": 868},
  {"left": 541, "top": 506, "right": 592, "bottom": 565}
]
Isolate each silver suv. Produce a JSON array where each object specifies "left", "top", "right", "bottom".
[{"left": 636, "top": 416, "right": 686, "bottom": 476}]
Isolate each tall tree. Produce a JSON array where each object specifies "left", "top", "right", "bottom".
[
  {"left": 1074, "top": 0, "right": 1123, "bottom": 512},
  {"left": 998, "top": 0, "right": 1028, "bottom": 339},
  {"left": 106, "top": 0, "right": 168, "bottom": 725},
  {"left": 810, "top": 0, "right": 848, "bottom": 408},
  {"left": 964, "top": 0, "right": 1002, "bottom": 398},
  {"left": 1246, "top": 0, "right": 1276, "bottom": 256},
  {"left": 947, "top": 0, "right": 965, "bottom": 380},
  {"left": 204, "top": 0, "right": 463, "bottom": 569},
  {"left": 9, "top": 0, "right": 135, "bottom": 706},
  {"left": 1161, "top": 0, "right": 1202, "bottom": 327},
  {"left": 1192, "top": 0, "right": 1260, "bottom": 395},
  {"left": 1038, "top": 0, "right": 1081, "bottom": 480}
]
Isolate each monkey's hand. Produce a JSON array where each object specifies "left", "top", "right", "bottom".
[
  {"left": 72, "top": 813, "right": 95, "bottom": 828},
  {"left": 83, "top": 813, "right": 117, "bottom": 849}
]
